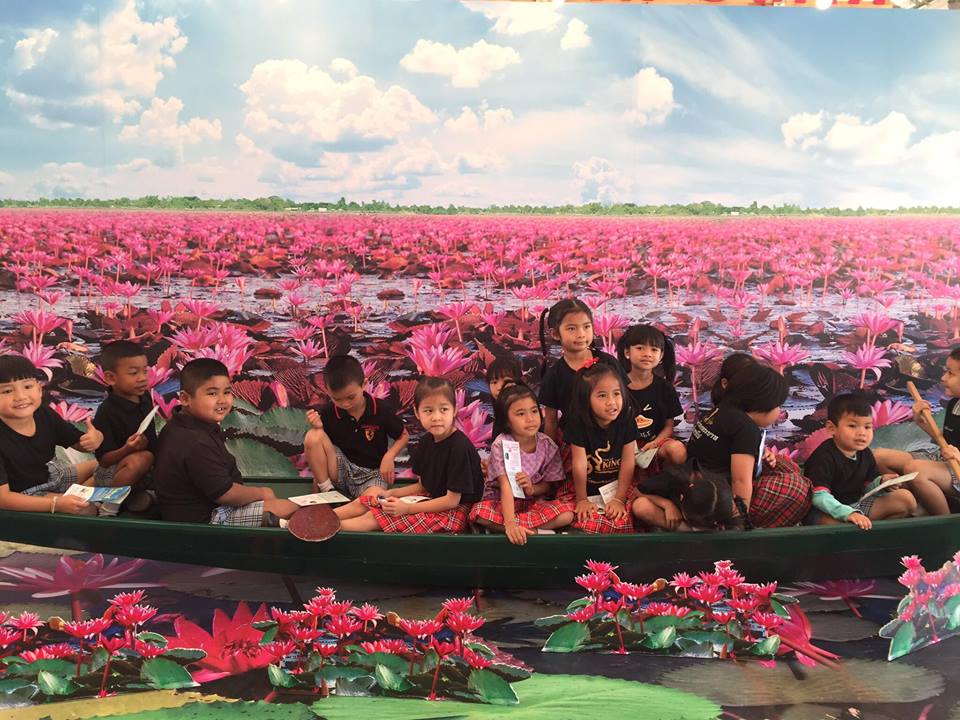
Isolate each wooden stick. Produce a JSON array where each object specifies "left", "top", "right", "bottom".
[{"left": 906, "top": 381, "right": 960, "bottom": 480}]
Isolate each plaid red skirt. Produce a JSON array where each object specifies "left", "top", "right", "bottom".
[
  {"left": 553, "top": 479, "right": 639, "bottom": 534},
  {"left": 359, "top": 496, "right": 470, "bottom": 534},
  {"left": 469, "top": 497, "right": 571, "bottom": 529},
  {"left": 748, "top": 456, "right": 812, "bottom": 528}
]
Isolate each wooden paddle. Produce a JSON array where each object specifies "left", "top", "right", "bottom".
[
  {"left": 906, "top": 381, "right": 960, "bottom": 480},
  {"left": 287, "top": 504, "right": 341, "bottom": 542}
]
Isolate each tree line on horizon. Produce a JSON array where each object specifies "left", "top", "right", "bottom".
[{"left": 1, "top": 195, "right": 958, "bottom": 216}]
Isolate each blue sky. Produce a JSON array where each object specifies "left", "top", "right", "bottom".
[{"left": 0, "top": 0, "right": 958, "bottom": 208}]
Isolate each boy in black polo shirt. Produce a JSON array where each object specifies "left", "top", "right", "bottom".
[
  {"left": 92, "top": 341, "right": 156, "bottom": 488},
  {"left": 304, "top": 354, "right": 408, "bottom": 498},
  {"left": 0, "top": 355, "right": 102, "bottom": 515},
  {"left": 154, "top": 359, "right": 297, "bottom": 526}
]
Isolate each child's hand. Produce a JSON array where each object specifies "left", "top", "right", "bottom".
[
  {"left": 480, "top": 457, "right": 489, "bottom": 477},
  {"left": 762, "top": 448, "right": 778, "bottom": 468},
  {"left": 912, "top": 399, "right": 932, "bottom": 426},
  {"left": 641, "top": 441, "right": 659, "bottom": 452},
  {"left": 575, "top": 499, "right": 597, "bottom": 523},
  {"left": 943, "top": 444, "right": 960, "bottom": 463},
  {"left": 505, "top": 520, "right": 534, "bottom": 545},
  {"left": 379, "top": 497, "right": 409, "bottom": 516},
  {"left": 76, "top": 420, "right": 103, "bottom": 452},
  {"left": 605, "top": 497, "right": 627, "bottom": 521},
  {"left": 515, "top": 471, "right": 533, "bottom": 495},
  {"left": 379, "top": 457, "right": 396, "bottom": 485},
  {"left": 124, "top": 433, "right": 147, "bottom": 452},
  {"left": 847, "top": 511, "right": 872, "bottom": 530},
  {"left": 663, "top": 502, "right": 682, "bottom": 531},
  {"left": 57, "top": 494, "right": 96, "bottom": 516},
  {"left": 305, "top": 409, "right": 323, "bottom": 430}
]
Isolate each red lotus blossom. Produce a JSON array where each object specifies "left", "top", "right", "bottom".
[
  {"left": 108, "top": 590, "right": 145, "bottom": 608},
  {"left": 97, "top": 635, "right": 127, "bottom": 654},
  {"left": 613, "top": 581, "right": 657, "bottom": 601},
  {"left": 397, "top": 618, "right": 444, "bottom": 639},
  {"left": 902, "top": 555, "right": 924, "bottom": 571},
  {"left": 462, "top": 647, "right": 492, "bottom": 669},
  {"left": 445, "top": 612, "right": 485, "bottom": 634},
  {"left": 20, "top": 643, "right": 75, "bottom": 661},
  {"left": 164, "top": 602, "right": 272, "bottom": 682},
  {"left": 303, "top": 596, "right": 331, "bottom": 617},
  {"left": 752, "top": 612, "right": 784, "bottom": 631},
  {"left": 288, "top": 625, "right": 324, "bottom": 644},
  {"left": 429, "top": 638, "right": 458, "bottom": 657},
  {"left": 670, "top": 572, "right": 697, "bottom": 590},
  {"left": 567, "top": 606, "right": 596, "bottom": 623},
  {"left": 326, "top": 600, "right": 353, "bottom": 617},
  {"left": 0, "top": 627, "right": 20, "bottom": 648},
  {"left": 352, "top": 603, "right": 383, "bottom": 627},
  {"left": 62, "top": 617, "right": 112, "bottom": 639},
  {"left": 712, "top": 610, "right": 736, "bottom": 625},
  {"left": 585, "top": 560, "right": 618, "bottom": 575},
  {"left": 315, "top": 642, "right": 339, "bottom": 658},
  {"left": 575, "top": 572, "right": 612, "bottom": 594},
  {"left": 134, "top": 640, "right": 166, "bottom": 659},
  {"left": 9, "top": 611, "right": 44, "bottom": 641},
  {"left": 263, "top": 640, "right": 297, "bottom": 663},
  {"left": 741, "top": 582, "right": 778, "bottom": 597},
  {"left": 325, "top": 615, "right": 363, "bottom": 638},
  {"left": 441, "top": 597, "right": 475, "bottom": 614},
  {"left": 688, "top": 585, "right": 725, "bottom": 605},
  {"left": 116, "top": 604, "right": 157, "bottom": 628},
  {"left": 728, "top": 597, "right": 760, "bottom": 614},
  {"left": 359, "top": 639, "right": 408, "bottom": 655}
]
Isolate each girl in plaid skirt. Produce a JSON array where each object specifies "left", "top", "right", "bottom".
[
  {"left": 335, "top": 377, "right": 483, "bottom": 534},
  {"left": 469, "top": 384, "right": 572, "bottom": 544},
  {"left": 553, "top": 360, "right": 639, "bottom": 534}
]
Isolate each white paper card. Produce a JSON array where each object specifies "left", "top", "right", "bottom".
[
  {"left": 501, "top": 439, "right": 525, "bottom": 498},
  {"left": 859, "top": 472, "right": 918, "bottom": 503},
  {"left": 635, "top": 447, "right": 658, "bottom": 469},
  {"left": 399, "top": 495, "right": 430, "bottom": 504},
  {"left": 288, "top": 490, "right": 350, "bottom": 506},
  {"left": 598, "top": 480, "right": 619, "bottom": 505},
  {"left": 136, "top": 406, "right": 160, "bottom": 436},
  {"left": 65, "top": 484, "right": 131, "bottom": 504},
  {"left": 586, "top": 494, "right": 605, "bottom": 513}
]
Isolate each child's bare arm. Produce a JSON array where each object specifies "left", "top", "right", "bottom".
[{"left": 215, "top": 483, "right": 274, "bottom": 507}]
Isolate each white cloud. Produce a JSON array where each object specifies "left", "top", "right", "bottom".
[
  {"left": 625, "top": 68, "right": 676, "bottom": 126},
  {"left": 13, "top": 28, "right": 58, "bottom": 71},
  {"left": 115, "top": 158, "right": 152, "bottom": 172},
  {"left": 119, "top": 97, "right": 221, "bottom": 162},
  {"left": 400, "top": 39, "right": 520, "bottom": 88},
  {"left": 561, "top": 19, "right": 590, "bottom": 51},
  {"left": 6, "top": 0, "right": 187, "bottom": 127},
  {"left": 822, "top": 112, "right": 915, "bottom": 166},
  {"left": 572, "top": 157, "right": 633, "bottom": 204},
  {"left": 0, "top": 169, "right": 12, "bottom": 184},
  {"left": 329, "top": 57, "right": 359, "bottom": 79},
  {"left": 461, "top": 2, "right": 563, "bottom": 35},
  {"left": 781, "top": 111, "right": 824, "bottom": 150},
  {"left": 444, "top": 105, "right": 514, "bottom": 133},
  {"left": 239, "top": 58, "right": 436, "bottom": 156},
  {"left": 455, "top": 152, "right": 507, "bottom": 173}
]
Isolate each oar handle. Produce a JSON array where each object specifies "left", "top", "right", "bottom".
[{"left": 906, "top": 381, "right": 960, "bottom": 479}]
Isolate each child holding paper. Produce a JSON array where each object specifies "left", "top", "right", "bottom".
[
  {"left": 552, "top": 359, "right": 639, "bottom": 534},
  {"left": 804, "top": 393, "right": 917, "bottom": 529},
  {"left": 469, "top": 384, "right": 571, "bottom": 544},
  {"left": 335, "top": 377, "right": 483, "bottom": 533}
]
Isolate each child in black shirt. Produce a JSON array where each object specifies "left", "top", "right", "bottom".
[
  {"left": 553, "top": 360, "right": 638, "bottom": 533},
  {"left": 636, "top": 460, "right": 745, "bottom": 531},
  {"left": 92, "top": 341, "right": 157, "bottom": 488},
  {"left": 873, "top": 345, "right": 960, "bottom": 515},
  {"left": 537, "top": 298, "right": 626, "bottom": 443},
  {"left": 805, "top": 393, "right": 917, "bottom": 529},
  {"left": 335, "top": 377, "right": 483, "bottom": 533},
  {"left": 155, "top": 359, "right": 298, "bottom": 525},
  {"left": 616, "top": 324, "right": 686, "bottom": 474},
  {"left": 304, "top": 354, "right": 408, "bottom": 498},
  {"left": 0, "top": 355, "right": 102, "bottom": 515}
]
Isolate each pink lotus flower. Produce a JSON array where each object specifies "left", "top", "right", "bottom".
[
  {"left": 851, "top": 311, "right": 898, "bottom": 344},
  {"left": 151, "top": 390, "right": 180, "bottom": 419},
  {"left": 842, "top": 343, "right": 891, "bottom": 388},
  {"left": 441, "top": 597, "right": 475, "bottom": 613},
  {"left": 575, "top": 572, "right": 611, "bottom": 594},
  {"left": 445, "top": 611, "right": 485, "bottom": 634},
  {"left": 872, "top": 399, "right": 913, "bottom": 428},
  {"left": 19, "top": 340, "right": 63, "bottom": 380},
  {"left": 407, "top": 345, "right": 470, "bottom": 377},
  {"left": 14, "top": 309, "right": 65, "bottom": 341},
  {"left": 164, "top": 602, "right": 272, "bottom": 682},
  {"left": 753, "top": 341, "right": 809, "bottom": 375},
  {"left": 585, "top": 560, "right": 618, "bottom": 575},
  {"left": 49, "top": 400, "right": 91, "bottom": 423},
  {"left": 675, "top": 341, "right": 722, "bottom": 410}
]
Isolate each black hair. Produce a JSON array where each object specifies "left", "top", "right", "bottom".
[
  {"left": 414, "top": 376, "right": 456, "bottom": 408},
  {"left": 486, "top": 355, "right": 522, "bottom": 385},
  {"left": 827, "top": 392, "right": 873, "bottom": 425},
  {"left": 565, "top": 361, "right": 632, "bottom": 430},
  {"left": 179, "top": 358, "right": 230, "bottom": 395},
  {"left": 0, "top": 355, "right": 42, "bottom": 384},
  {"left": 719, "top": 363, "right": 789, "bottom": 414},
  {"left": 616, "top": 324, "right": 676, "bottom": 383},
  {"left": 538, "top": 298, "right": 594, "bottom": 375},
  {"left": 99, "top": 340, "right": 146, "bottom": 372},
  {"left": 656, "top": 460, "right": 740, "bottom": 530},
  {"left": 950, "top": 346, "right": 960, "bottom": 363},
  {"left": 323, "top": 354, "right": 365, "bottom": 392},
  {"left": 710, "top": 352, "right": 758, "bottom": 406},
  {"left": 493, "top": 383, "right": 540, "bottom": 435}
]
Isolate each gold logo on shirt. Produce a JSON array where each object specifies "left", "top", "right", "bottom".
[{"left": 587, "top": 441, "right": 620, "bottom": 476}]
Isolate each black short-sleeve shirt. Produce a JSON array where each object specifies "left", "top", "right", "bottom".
[
  {"left": 641, "top": 466, "right": 744, "bottom": 530},
  {"left": 803, "top": 439, "right": 879, "bottom": 506},
  {"left": 628, "top": 376, "right": 683, "bottom": 444},
  {"left": 686, "top": 405, "right": 763, "bottom": 476},
  {"left": 563, "top": 412, "right": 638, "bottom": 489},
  {"left": 320, "top": 393, "right": 405, "bottom": 470},
  {"left": 538, "top": 350, "right": 626, "bottom": 425},
  {"left": 410, "top": 430, "right": 483, "bottom": 504},
  {"left": 0, "top": 407, "right": 84, "bottom": 492},
  {"left": 943, "top": 398, "right": 960, "bottom": 448},
  {"left": 154, "top": 411, "right": 242, "bottom": 523},
  {"left": 92, "top": 391, "right": 158, "bottom": 460}
]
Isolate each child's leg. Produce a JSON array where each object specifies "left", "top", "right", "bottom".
[
  {"left": 657, "top": 439, "right": 687, "bottom": 466},
  {"left": 340, "top": 513, "right": 381, "bottom": 531},
  {"left": 540, "top": 511, "right": 574, "bottom": 529},
  {"left": 872, "top": 448, "right": 913, "bottom": 475},
  {"left": 75, "top": 460, "right": 99, "bottom": 485},
  {"left": 303, "top": 429, "right": 339, "bottom": 489},
  {"left": 872, "top": 448, "right": 950, "bottom": 515},
  {"left": 631, "top": 496, "right": 676, "bottom": 530},
  {"left": 110, "top": 451, "right": 154, "bottom": 487},
  {"left": 868, "top": 488, "right": 917, "bottom": 520},
  {"left": 334, "top": 493, "right": 378, "bottom": 520}
]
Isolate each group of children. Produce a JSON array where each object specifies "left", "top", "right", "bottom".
[{"left": 0, "top": 297, "right": 958, "bottom": 543}]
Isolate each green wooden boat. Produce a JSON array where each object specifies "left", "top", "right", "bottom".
[{"left": 0, "top": 482, "right": 956, "bottom": 588}]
